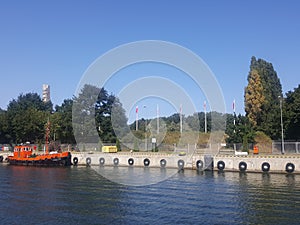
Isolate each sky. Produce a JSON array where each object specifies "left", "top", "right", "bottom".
[{"left": 1, "top": 0, "right": 300, "bottom": 122}]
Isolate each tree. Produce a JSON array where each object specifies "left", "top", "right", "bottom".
[
  {"left": 11, "top": 108, "right": 47, "bottom": 143},
  {"left": 72, "top": 84, "right": 102, "bottom": 143},
  {"left": 245, "top": 69, "right": 265, "bottom": 128},
  {"left": 186, "top": 112, "right": 210, "bottom": 132},
  {"left": 53, "top": 99, "right": 76, "bottom": 143},
  {"left": 7, "top": 93, "right": 52, "bottom": 113},
  {"left": 110, "top": 94, "right": 129, "bottom": 142},
  {"left": 245, "top": 57, "right": 283, "bottom": 139},
  {"left": 285, "top": 85, "right": 300, "bottom": 140},
  {"left": 225, "top": 114, "right": 255, "bottom": 148},
  {"left": 73, "top": 84, "right": 128, "bottom": 144},
  {"left": 0, "top": 109, "right": 11, "bottom": 144},
  {"left": 6, "top": 93, "right": 51, "bottom": 143}
]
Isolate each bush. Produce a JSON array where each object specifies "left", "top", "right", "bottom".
[{"left": 254, "top": 131, "right": 272, "bottom": 153}]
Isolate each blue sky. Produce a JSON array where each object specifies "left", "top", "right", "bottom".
[{"left": 1, "top": 0, "right": 299, "bottom": 121}]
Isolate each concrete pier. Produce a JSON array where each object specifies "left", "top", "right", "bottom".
[
  {"left": 1, "top": 151, "right": 300, "bottom": 174},
  {"left": 70, "top": 152, "right": 300, "bottom": 174},
  {"left": 214, "top": 154, "right": 300, "bottom": 173}
]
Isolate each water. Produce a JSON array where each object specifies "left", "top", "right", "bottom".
[{"left": 0, "top": 165, "right": 300, "bottom": 225}]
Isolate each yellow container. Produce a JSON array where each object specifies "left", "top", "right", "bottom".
[{"left": 102, "top": 146, "right": 117, "bottom": 153}]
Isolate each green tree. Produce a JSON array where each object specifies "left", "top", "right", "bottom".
[
  {"left": 245, "top": 57, "right": 283, "bottom": 139},
  {"left": 7, "top": 93, "right": 52, "bottom": 113},
  {"left": 245, "top": 69, "right": 265, "bottom": 128},
  {"left": 285, "top": 85, "right": 300, "bottom": 140},
  {"left": 6, "top": 93, "right": 51, "bottom": 143},
  {"left": 73, "top": 84, "right": 128, "bottom": 144},
  {"left": 11, "top": 108, "right": 47, "bottom": 143},
  {"left": 72, "top": 84, "right": 102, "bottom": 143},
  {"left": 226, "top": 114, "right": 255, "bottom": 148},
  {"left": 186, "top": 112, "right": 210, "bottom": 132},
  {"left": 0, "top": 109, "right": 11, "bottom": 143},
  {"left": 53, "top": 99, "right": 76, "bottom": 144}
]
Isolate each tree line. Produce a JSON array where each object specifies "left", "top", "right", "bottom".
[{"left": 0, "top": 56, "right": 299, "bottom": 148}]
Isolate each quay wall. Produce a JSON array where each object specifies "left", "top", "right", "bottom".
[
  {"left": 214, "top": 154, "right": 300, "bottom": 173},
  {"left": 71, "top": 152, "right": 199, "bottom": 169},
  {"left": 1, "top": 151, "right": 300, "bottom": 174},
  {"left": 71, "top": 152, "right": 300, "bottom": 174}
]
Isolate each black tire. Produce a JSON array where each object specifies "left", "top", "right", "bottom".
[
  {"left": 286, "top": 163, "right": 295, "bottom": 173},
  {"left": 86, "top": 157, "right": 91, "bottom": 166},
  {"left": 0, "top": 155, "right": 3, "bottom": 163},
  {"left": 239, "top": 161, "right": 247, "bottom": 172},
  {"left": 73, "top": 157, "right": 78, "bottom": 165},
  {"left": 113, "top": 158, "right": 119, "bottom": 166},
  {"left": 217, "top": 161, "right": 225, "bottom": 171},
  {"left": 261, "top": 162, "right": 270, "bottom": 172},
  {"left": 196, "top": 160, "right": 204, "bottom": 170},
  {"left": 178, "top": 160, "right": 184, "bottom": 169},
  {"left": 99, "top": 157, "right": 105, "bottom": 165},
  {"left": 128, "top": 158, "right": 134, "bottom": 166},
  {"left": 144, "top": 158, "right": 150, "bottom": 167},
  {"left": 160, "top": 159, "right": 167, "bottom": 168}
]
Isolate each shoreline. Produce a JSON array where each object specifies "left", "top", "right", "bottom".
[{"left": 1, "top": 151, "right": 300, "bottom": 174}]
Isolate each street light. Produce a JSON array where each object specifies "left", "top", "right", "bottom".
[{"left": 279, "top": 96, "right": 285, "bottom": 154}]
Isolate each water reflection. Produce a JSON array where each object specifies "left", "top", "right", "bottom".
[{"left": 92, "top": 165, "right": 179, "bottom": 186}]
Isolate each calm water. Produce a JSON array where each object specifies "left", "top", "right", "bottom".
[{"left": 0, "top": 165, "right": 300, "bottom": 225}]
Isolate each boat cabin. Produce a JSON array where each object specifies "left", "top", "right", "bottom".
[{"left": 13, "top": 145, "right": 33, "bottom": 158}]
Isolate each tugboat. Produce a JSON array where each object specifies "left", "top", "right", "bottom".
[{"left": 7, "top": 120, "right": 72, "bottom": 167}]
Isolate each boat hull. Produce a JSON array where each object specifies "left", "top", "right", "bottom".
[{"left": 8, "top": 152, "right": 72, "bottom": 167}]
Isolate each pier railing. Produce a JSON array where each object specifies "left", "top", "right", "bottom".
[{"left": 272, "top": 141, "right": 300, "bottom": 154}]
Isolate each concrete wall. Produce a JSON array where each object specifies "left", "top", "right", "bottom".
[
  {"left": 71, "top": 152, "right": 204, "bottom": 169},
  {"left": 214, "top": 154, "right": 300, "bottom": 173},
  {"left": 2, "top": 151, "right": 300, "bottom": 174},
  {"left": 71, "top": 152, "right": 300, "bottom": 174}
]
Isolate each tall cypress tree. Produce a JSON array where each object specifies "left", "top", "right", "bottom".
[
  {"left": 245, "top": 57, "right": 283, "bottom": 139},
  {"left": 245, "top": 69, "right": 265, "bottom": 128}
]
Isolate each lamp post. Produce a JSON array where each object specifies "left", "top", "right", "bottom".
[{"left": 279, "top": 96, "right": 285, "bottom": 154}]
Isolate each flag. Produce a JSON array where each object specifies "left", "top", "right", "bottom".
[
  {"left": 136, "top": 106, "right": 138, "bottom": 113},
  {"left": 204, "top": 101, "right": 206, "bottom": 112},
  {"left": 232, "top": 99, "right": 236, "bottom": 113}
]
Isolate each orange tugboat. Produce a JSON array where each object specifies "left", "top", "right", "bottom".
[{"left": 7, "top": 120, "right": 72, "bottom": 166}]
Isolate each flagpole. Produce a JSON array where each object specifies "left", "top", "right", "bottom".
[
  {"left": 157, "top": 104, "right": 159, "bottom": 134},
  {"left": 233, "top": 99, "right": 236, "bottom": 133},
  {"left": 233, "top": 99, "right": 236, "bottom": 151},
  {"left": 204, "top": 101, "right": 207, "bottom": 133},
  {"left": 180, "top": 104, "right": 183, "bottom": 134},
  {"left": 135, "top": 106, "right": 138, "bottom": 131}
]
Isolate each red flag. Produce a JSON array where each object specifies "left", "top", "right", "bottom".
[
  {"left": 204, "top": 101, "right": 206, "bottom": 112},
  {"left": 232, "top": 100, "right": 235, "bottom": 112},
  {"left": 136, "top": 106, "right": 138, "bottom": 113}
]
